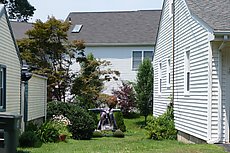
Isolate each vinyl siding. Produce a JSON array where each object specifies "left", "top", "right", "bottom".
[
  {"left": 153, "top": 0, "right": 210, "bottom": 141},
  {"left": 71, "top": 45, "right": 154, "bottom": 81},
  {"left": 217, "top": 45, "right": 230, "bottom": 142},
  {"left": 27, "top": 75, "right": 47, "bottom": 121},
  {"left": 153, "top": 0, "right": 173, "bottom": 117},
  {"left": 0, "top": 12, "right": 21, "bottom": 114},
  {"left": 211, "top": 43, "right": 221, "bottom": 141}
]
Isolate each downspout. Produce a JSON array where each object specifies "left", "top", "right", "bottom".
[
  {"left": 215, "top": 35, "right": 228, "bottom": 143},
  {"left": 21, "top": 61, "right": 32, "bottom": 131},
  {"left": 172, "top": 0, "right": 175, "bottom": 107}
]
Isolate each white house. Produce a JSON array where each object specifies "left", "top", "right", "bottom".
[
  {"left": 153, "top": 0, "right": 230, "bottom": 144},
  {"left": 0, "top": 4, "right": 21, "bottom": 115},
  {"left": 66, "top": 10, "right": 161, "bottom": 93}
]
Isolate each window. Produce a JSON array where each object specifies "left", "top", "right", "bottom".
[
  {"left": 144, "top": 51, "right": 153, "bottom": 61},
  {"left": 0, "top": 65, "right": 6, "bottom": 111},
  {"left": 132, "top": 51, "right": 153, "bottom": 70},
  {"left": 169, "top": 0, "right": 174, "bottom": 18},
  {"left": 166, "top": 58, "right": 171, "bottom": 87},
  {"left": 184, "top": 50, "right": 190, "bottom": 94},
  {"left": 72, "top": 24, "right": 83, "bottom": 33},
  {"left": 158, "top": 62, "right": 162, "bottom": 94}
]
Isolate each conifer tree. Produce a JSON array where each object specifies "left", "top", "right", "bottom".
[{"left": 134, "top": 59, "right": 153, "bottom": 125}]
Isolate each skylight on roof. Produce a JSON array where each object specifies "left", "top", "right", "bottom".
[{"left": 72, "top": 24, "right": 83, "bottom": 33}]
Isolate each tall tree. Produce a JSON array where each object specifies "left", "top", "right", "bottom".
[
  {"left": 71, "top": 53, "right": 120, "bottom": 109},
  {"left": 134, "top": 59, "right": 153, "bottom": 125},
  {"left": 17, "top": 17, "right": 85, "bottom": 102},
  {"left": 0, "top": 0, "right": 36, "bottom": 22}
]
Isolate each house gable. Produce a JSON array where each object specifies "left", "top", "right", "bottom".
[
  {"left": 153, "top": 0, "right": 211, "bottom": 142},
  {"left": 0, "top": 5, "right": 21, "bottom": 114}
]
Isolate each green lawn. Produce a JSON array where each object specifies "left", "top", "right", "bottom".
[{"left": 18, "top": 117, "right": 227, "bottom": 153}]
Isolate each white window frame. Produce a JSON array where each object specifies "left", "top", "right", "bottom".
[
  {"left": 0, "top": 65, "right": 6, "bottom": 111},
  {"left": 166, "top": 58, "right": 171, "bottom": 88},
  {"left": 132, "top": 50, "right": 153, "bottom": 71},
  {"left": 158, "top": 62, "right": 162, "bottom": 95},
  {"left": 184, "top": 49, "right": 190, "bottom": 95},
  {"left": 169, "top": 0, "right": 174, "bottom": 18}
]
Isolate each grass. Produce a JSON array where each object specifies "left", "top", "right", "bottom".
[{"left": 18, "top": 116, "right": 227, "bottom": 153}]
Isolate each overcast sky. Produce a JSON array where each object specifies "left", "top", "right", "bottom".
[{"left": 28, "top": 0, "right": 164, "bottom": 22}]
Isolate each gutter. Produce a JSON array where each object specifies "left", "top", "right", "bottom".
[{"left": 85, "top": 43, "right": 155, "bottom": 47}]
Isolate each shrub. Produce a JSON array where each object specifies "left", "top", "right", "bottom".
[
  {"left": 124, "top": 112, "right": 140, "bottom": 119},
  {"left": 93, "top": 130, "right": 103, "bottom": 138},
  {"left": 52, "top": 115, "right": 72, "bottom": 137},
  {"left": 25, "top": 121, "right": 38, "bottom": 132},
  {"left": 113, "top": 129, "right": 125, "bottom": 138},
  {"left": 68, "top": 106, "right": 96, "bottom": 140},
  {"left": 113, "top": 81, "right": 136, "bottom": 117},
  {"left": 114, "top": 112, "right": 126, "bottom": 132},
  {"left": 36, "top": 121, "right": 59, "bottom": 143},
  {"left": 47, "top": 101, "right": 71, "bottom": 119},
  {"left": 19, "top": 131, "right": 42, "bottom": 148},
  {"left": 47, "top": 101, "right": 96, "bottom": 140},
  {"left": 145, "top": 106, "right": 177, "bottom": 140}
]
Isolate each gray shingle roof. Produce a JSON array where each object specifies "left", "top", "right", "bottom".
[
  {"left": 186, "top": 0, "right": 230, "bottom": 31},
  {"left": 66, "top": 10, "right": 161, "bottom": 45},
  {"left": 10, "top": 21, "right": 33, "bottom": 40}
]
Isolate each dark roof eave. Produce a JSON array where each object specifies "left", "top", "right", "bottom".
[{"left": 85, "top": 43, "right": 155, "bottom": 47}]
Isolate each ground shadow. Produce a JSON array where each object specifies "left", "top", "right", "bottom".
[
  {"left": 134, "top": 120, "right": 146, "bottom": 128},
  {"left": 17, "top": 150, "right": 31, "bottom": 153}
]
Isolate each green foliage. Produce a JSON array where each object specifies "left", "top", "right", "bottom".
[
  {"left": 47, "top": 101, "right": 96, "bottom": 140},
  {"left": 93, "top": 130, "right": 104, "bottom": 138},
  {"left": 134, "top": 59, "right": 153, "bottom": 125},
  {"left": 145, "top": 106, "right": 177, "bottom": 140},
  {"left": 47, "top": 101, "right": 72, "bottom": 119},
  {"left": 68, "top": 107, "right": 96, "bottom": 140},
  {"left": 1, "top": 0, "right": 36, "bottom": 22},
  {"left": 19, "top": 131, "right": 42, "bottom": 148},
  {"left": 25, "top": 121, "right": 38, "bottom": 132},
  {"left": 113, "top": 129, "right": 125, "bottom": 138},
  {"left": 114, "top": 112, "right": 126, "bottom": 132},
  {"left": 17, "top": 17, "right": 85, "bottom": 102},
  {"left": 124, "top": 112, "right": 140, "bottom": 119},
  {"left": 36, "top": 121, "right": 59, "bottom": 143},
  {"left": 113, "top": 81, "right": 136, "bottom": 117},
  {"left": 71, "top": 53, "right": 119, "bottom": 109}
]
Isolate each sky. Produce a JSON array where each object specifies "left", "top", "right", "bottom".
[{"left": 28, "top": 0, "right": 164, "bottom": 22}]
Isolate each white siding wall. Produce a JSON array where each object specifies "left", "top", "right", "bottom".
[
  {"left": 153, "top": 0, "right": 173, "bottom": 116},
  {"left": 211, "top": 42, "right": 222, "bottom": 141},
  {"left": 153, "top": 0, "right": 210, "bottom": 141},
  {"left": 70, "top": 46, "right": 154, "bottom": 95},
  {"left": 0, "top": 12, "right": 21, "bottom": 114},
  {"left": 216, "top": 44, "right": 230, "bottom": 143},
  {"left": 71, "top": 46, "right": 154, "bottom": 81},
  {"left": 27, "top": 75, "right": 47, "bottom": 121}
]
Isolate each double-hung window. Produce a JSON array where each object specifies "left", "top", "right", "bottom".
[
  {"left": 166, "top": 58, "right": 171, "bottom": 87},
  {"left": 158, "top": 62, "right": 162, "bottom": 94},
  {"left": 0, "top": 65, "right": 6, "bottom": 111},
  {"left": 132, "top": 51, "right": 153, "bottom": 70},
  {"left": 169, "top": 0, "right": 174, "bottom": 18},
  {"left": 184, "top": 50, "right": 190, "bottom": 95}
]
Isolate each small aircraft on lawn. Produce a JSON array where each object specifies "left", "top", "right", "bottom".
[{"left": 88, "top": 108, "right": 120, "bottom": 131}]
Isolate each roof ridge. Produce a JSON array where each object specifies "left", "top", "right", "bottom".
[{"left": 69, "top": 9, "right": 161, "bottom": 14}]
